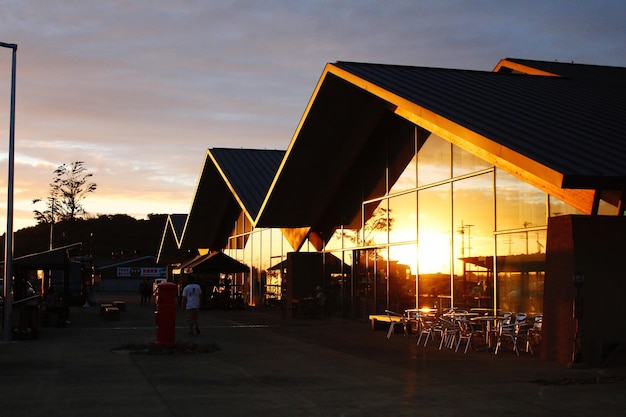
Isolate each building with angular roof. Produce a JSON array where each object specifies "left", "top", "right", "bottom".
[
  {"left": 157, "top": 214, "right": 187, "bottom": 265},
  {"left": 158, "top": 148, "right": 286, "bottom": 261},
  {"left": 157, "top": 148, "right": 288, "bottom": 305},
  {"left": 160, "top": 58, "right": 626, "bottom": 366}
]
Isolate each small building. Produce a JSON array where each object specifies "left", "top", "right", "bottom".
[{"left": 95, "top": 256, "right": 165, "bottom": 293}]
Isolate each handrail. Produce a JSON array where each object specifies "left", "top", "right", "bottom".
[{"left": 12, "top": 294, "right": 41, "bottom": 306}]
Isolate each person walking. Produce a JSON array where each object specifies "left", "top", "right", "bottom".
[
  {"left": 182, "top": 276, "right": 202, "bottom": 336},
  {"left": 138, "top": 278, "right": 151, "bottom": 305},
  {"left": 45, "top": 285, "right": 70, "bottom": 327}
]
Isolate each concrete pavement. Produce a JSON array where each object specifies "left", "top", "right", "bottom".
[{"left": 1, "top": 293, "right": 625, "bottom": 417}]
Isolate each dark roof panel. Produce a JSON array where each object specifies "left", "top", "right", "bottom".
[
  {"left": 169, "top": 214, "right": 187, "bottom": 241},
  {"left": 176, "top": 148, "right": 285, "bottom": 253},
  {"left": 257, "top": 72, "right": 393, "bottom": 228},
  {"left": 156, "top": 214, "right": 188, "bottom": 264},
  {"left": 13, "top": 243, "right": 82, "bottom": 269},
  {"left": 332, "top": 61, "right": 626, "bottom": 187},
  {"left": 499, "top": 58, "right": 626, "bottom": 93},
  {"left": 210, "top": 148, "right": 285, "bottom": 220},
  {"left": 182, "top": 153, "right": 238, "bottom": 250}
]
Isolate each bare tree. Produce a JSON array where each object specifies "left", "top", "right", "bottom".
[
  {"left": 33, "top": 161, "right": 97, "bottom": 224},
  {"left": 341, "top": 207, "right": 394, "bottom": 247}
]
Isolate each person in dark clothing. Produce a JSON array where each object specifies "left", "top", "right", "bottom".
[
  {"left": 45, "top": 285, "right": 69, "bottom": 327},
  {"left": 138, "top": 278, "right": 151, "bottom": 305}
]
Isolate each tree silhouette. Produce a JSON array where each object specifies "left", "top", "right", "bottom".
[
  {"left": 32, "top": 161, "right": 97, "bottom": 224},
  {"left": 341, "top": 207, "right": 394, "bottom": 247}
]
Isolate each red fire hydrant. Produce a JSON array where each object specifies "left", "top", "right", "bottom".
[{"left": 154, "top": 282, "right": 177, "bottom": 345}]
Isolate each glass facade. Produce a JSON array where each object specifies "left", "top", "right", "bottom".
[
  {"left": 225, "top": 127, "right": 584, "bottom": 318},
  {"left": 226, "top": 211, "right": 293, "bottom": 307}
]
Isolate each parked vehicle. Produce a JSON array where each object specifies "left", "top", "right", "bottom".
[{"left": 152, "top": 278, "right": 167, "bottom": 295}]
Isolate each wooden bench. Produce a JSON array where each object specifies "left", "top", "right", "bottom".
[
  {"left": 104, "top": 307, "right": 120, "bottom": 321},
  {"left": 100, "top": 303, "right": 113, "bottom": 316},
  {"left": 369, "top": 314, "right": 403, "bottom": 331},
  {"left": 112, "top": 300, "right": 126, "bottom": 311}
]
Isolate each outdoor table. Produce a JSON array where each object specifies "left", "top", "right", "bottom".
[
  {"left": 404, "top": 308, "right": 438, "bottom": 333},
  {"left": 404, "top": 308, "right": 421, "bottom": 319},
  {"left": 403, "top": 309, "right": 425, "bottom": 332},
  {"left": 443, "top": 311, "right": 478, "bottom": 320},
  {"left": 470, "top": 308, "right": 493, "bottom": 315},
  {"left": 470, "top": 315, "right": 508, "bottom": 348}
]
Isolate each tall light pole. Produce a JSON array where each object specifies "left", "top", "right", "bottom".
[
  {"left": 1, "top": 42, "right": 17, "bottom": 343},
  {"left": 49, "top": 197, "right": 55, "bottom": 250}
]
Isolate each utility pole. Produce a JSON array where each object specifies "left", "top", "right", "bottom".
[
  {"left": 1, "top": 42, "right": 17, "bottom": 343},
  {"left": 49, "top": 197, "right": 55, "bottom": 250}
]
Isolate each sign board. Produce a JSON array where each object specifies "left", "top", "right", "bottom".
[{"left": 117, "top": 267, "right": 166, "bottom": 278}]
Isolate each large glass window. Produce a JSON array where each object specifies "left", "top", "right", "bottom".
[
  {"left": 362, "top": 199, "right": 389, "bottom": 246},
  {"left": 453, "top": 174, "right": 494, "bottom": 261},
  {"left": 228, "top": 212, "right": 251, "bottom": 250},
  {"left": 418, "top": 184, "right": 451, "bottom": 309},
  {"left": 389, "top": 243, "right": 417, "bottom": 311},
  {"left": 325, "top": 250, "right": 351, "bottom": 316},
  {"left": 260, "top": 229, "right": 272, "bottom": 273},
  {"left": 452, "top": 173, "right": 495, "bottom": 309},
  {"left": 452, "top": 144, "right": 492, "bottom": 177},
  {"left": 390, "top": 154, "right": 417, "bottom": 194},
  {"left": 549, "top": 195, "right": 584, "bottom": 217},
  {"left": 326, "top": 228, "right": 346, "bottom": 251},
  {"left": 418, "top": 185, "right": 451, "bottom": 275},
  {"left": 353, "top": 247, "right": 388, "bottom": 316},
  {"left": 495, "top": 168, "right": 547, "bottom": 231},
  {"left": 262, "top": 229, "right": 290, "bottom": 305},
  {"left": 418, "top": 134, "right": 451, "bottom": 187},
  {"left": 495, "top": 232, "right": 545, "bottom": 315},
  {"left": 389, "top": 191, "right": 417, "bottom": 244},
  {"left": 319, "top": 124, "right": 565, "bottom": 317}
]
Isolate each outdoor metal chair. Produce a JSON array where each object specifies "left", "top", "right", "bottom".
[
  {"left": 416, "top": 314, "right": 437, "bottom": 346},
  {"left": 384, "top": 309, "right": 409, "bottom": 339},
  {"left": 455, "top": 319, "right": 485, "bottom": 353},
  {"left": 525, "top": 315, "right": 542, "bottom": 355},
  {"left": 494, "top": 313, "right": 531, "bottom": 355},
  {"left": 437, "top": 317, "right": 459, "bottom": 349}
]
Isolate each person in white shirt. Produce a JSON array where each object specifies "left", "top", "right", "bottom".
[{"left": 182, "top": 275, "right": 202, "bottom": 335}]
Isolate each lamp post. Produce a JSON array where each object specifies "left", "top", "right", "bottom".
[
  {"left": 1, "top": 42, "right": 17, "bottom": 343},
  {"left": 49, "top": 197, "right": 55, "bottom": 250}
]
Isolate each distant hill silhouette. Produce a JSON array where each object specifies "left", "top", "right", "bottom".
[{"left": 2, "top": 214, "right": 168, "bottom": 261}]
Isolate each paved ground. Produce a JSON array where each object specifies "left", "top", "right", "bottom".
[{"left": 1, "top": 293, "right": 625, "bottom": 417}]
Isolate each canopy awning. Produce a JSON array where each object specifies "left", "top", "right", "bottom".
[
  {"left": 10, "top": 243, "right": 82, "bottom": 270},
  {"left": 177, "top": 251, "right": 249, "bottom": 274},
  {"left": 268, "top": 253, "right": 350, "bottom": 273}
]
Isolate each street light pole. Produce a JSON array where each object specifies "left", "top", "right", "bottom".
[{"left": 1, "top": 42, "right": 17, "bottom": 343}]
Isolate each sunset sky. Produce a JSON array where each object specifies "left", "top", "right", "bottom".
[{"left": 1, "top": 1, "right": 625, "bottom": 233}]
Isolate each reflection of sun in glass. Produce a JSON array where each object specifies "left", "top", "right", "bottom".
[
  {"left": 418, "top": 230, "right": 450, "bottom": 274},
  {"left": 389, "top": 245, "right": 417, "bottom": 275}
]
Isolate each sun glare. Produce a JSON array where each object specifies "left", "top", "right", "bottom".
[{"left": 417, "top": 231, "right": 450, "bottom": 274}]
